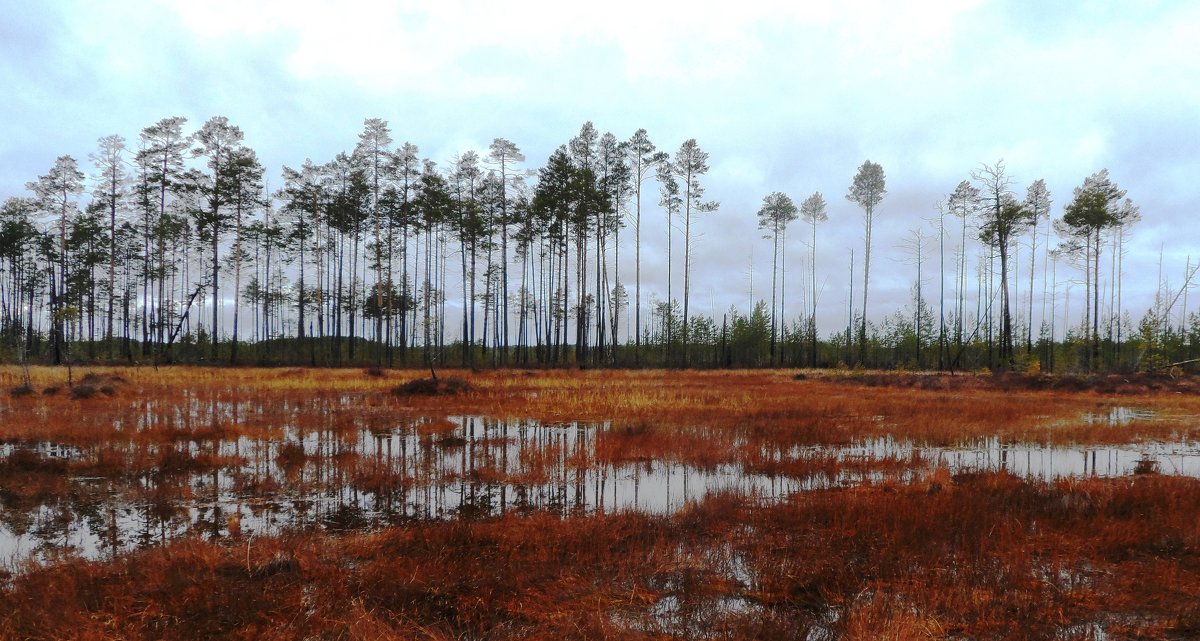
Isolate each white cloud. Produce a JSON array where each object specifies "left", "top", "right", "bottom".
[{"left": 2, "top": 0, "right": 1198, "bottom": 335}]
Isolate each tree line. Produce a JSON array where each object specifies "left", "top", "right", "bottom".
[{"left": 1, "top": 117, "right": 1195, "bottom": 372}]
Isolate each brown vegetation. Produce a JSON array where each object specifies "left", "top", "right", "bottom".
[
  {"left": 392, "top": 375, "right": 474, "bottom": 396},
  {"left": 829, "top": 370, "right": 1200, "bottom": 395},
  {"left": 2, "top": 366, "right": 1200, "bottom": 639},
  {"left": 2, "top": 473, "right": 1199, "bottom": 640}
]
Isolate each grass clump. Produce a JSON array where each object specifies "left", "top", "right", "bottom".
[
  {"left": 392, "top": 376, "right": 473, "bottom": 396},
  {"left": 275, "top": 441, "right": 307, "bottom": 469},
  {"left": 69, "top": 384, "right": 98, "bottom": 399},
  {"left": 80, "top": 372, "right": 127, "bottom": 386}
]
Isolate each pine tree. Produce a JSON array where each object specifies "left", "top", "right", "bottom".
[
  {"left": 846, "top": 160, "right": 886, "bottom": 365},
  {"left": 800, "top": 192, "right": 828, "bottom": 367},
  {"left": 756, "top": 191, "right": 798, "bottom": 365}
]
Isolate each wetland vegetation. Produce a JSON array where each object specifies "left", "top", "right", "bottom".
[{"left": 2, "top": 366, "right": 1200, "bottom": 639}]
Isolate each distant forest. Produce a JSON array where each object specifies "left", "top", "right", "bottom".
[{"left": 1, "top": 117, "right": 1196, "bottom": 373}]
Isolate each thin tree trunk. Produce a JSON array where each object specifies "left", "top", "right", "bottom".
[
  {"left": 770, "top": 224, "right": 779, "bottom": 365},
  {"left": 859, "top": 207, "right": 873, "bottom": 365}
]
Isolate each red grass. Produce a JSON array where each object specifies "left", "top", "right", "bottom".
[
  {"left": 1, "top": 473, "right": 1198, "bottom": 639},
  {"left": 4, "top": 366, "right": 1200, "bottom": 639}
]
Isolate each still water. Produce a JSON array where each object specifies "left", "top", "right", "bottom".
[{"left": 2, "top": 406, "right": 1196, "bottom": 566}]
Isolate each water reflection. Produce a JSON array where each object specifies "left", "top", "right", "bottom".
[
  {"left": 839, "top": 434, "right": 1200, "bottom": 478},
  {"left": 2, "top": 406, "right": 1199, "bottom": 566},
  {"left": 1, "top": 416, "right": 809, "bottom": 566},
  {"left": 1082, "top": 406, "right": 1157, "bottom": 425}
]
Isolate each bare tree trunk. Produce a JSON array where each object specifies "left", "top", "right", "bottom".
[
  {"left": 1092, "top": 230, "right": 1102, "bottom": 370},
  {"left": 231, "top": 203, "right": 243, "bottom": 364},
  {"left": 770, "top": 223, "right": 779, "bottom": 365},
  {"left": 683, "top": 194, "right": 692, "bottom": 367},
  {"left": 859, "top": 207, "right": 873, "bottom": 365},
  {"left": 810, "top": 217, "right": 819, "bottom": 368},
  {"left": 999, "top": 235, "right": 1012, "bottom": 366}
]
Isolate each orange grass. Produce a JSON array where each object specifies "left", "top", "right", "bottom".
[{"left": 5, "top": 366, "right": 1199, "bottom": 444}]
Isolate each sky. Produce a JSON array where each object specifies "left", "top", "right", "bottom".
[{"left": 2, "top": 0, "right": 1199, "bottom": 339}]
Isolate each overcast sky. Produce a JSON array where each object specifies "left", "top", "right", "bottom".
[{"left": 3, "top": 0, "right": 1198, "bottom": 337}]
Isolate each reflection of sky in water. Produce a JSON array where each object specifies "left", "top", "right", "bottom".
[{"left": 3, "top": 407, "right": 1198, "bottom": 568}]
